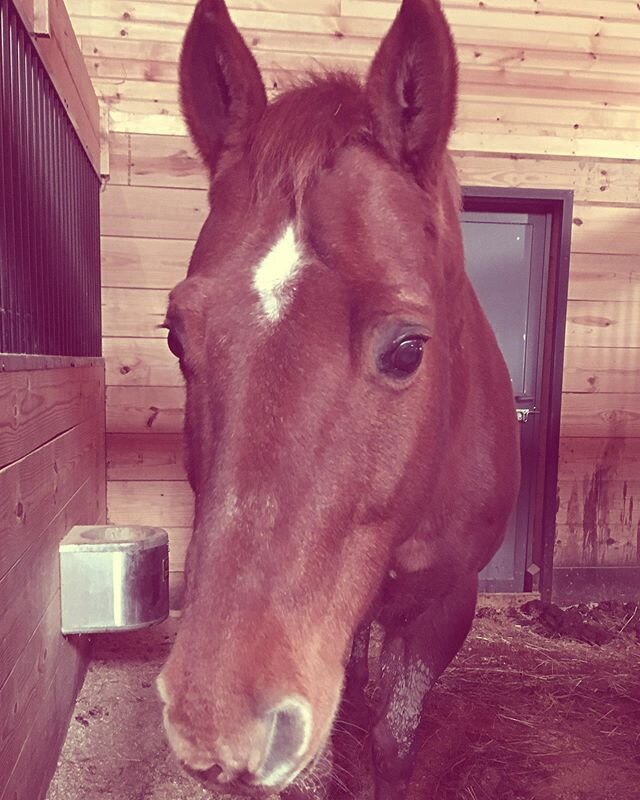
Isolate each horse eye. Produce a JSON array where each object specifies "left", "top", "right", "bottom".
[
  {"left": 167, "top": 329, "right": 184, "bottom": 360},
  {"left": 379, "top": 336, "right": 426, "bottom": 378}
]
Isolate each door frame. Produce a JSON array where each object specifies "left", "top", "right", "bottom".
[{"left": 462, "top": 187, "right": 574, "bottom": 601}]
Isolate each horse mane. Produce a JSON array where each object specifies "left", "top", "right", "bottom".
[{"left": 249, "top": 71, "right": 373, "bottom": 204}]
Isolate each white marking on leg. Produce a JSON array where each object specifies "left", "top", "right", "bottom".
[
  {"left": 253, "top": 225, "right": 303, "bottom": 322},
  {"left": 385, "top": 658, "right": 432, "bottom": 758}
]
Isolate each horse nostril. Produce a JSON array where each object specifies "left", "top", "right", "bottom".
[{"left": 257, "top": 698, "right": 312, "bottom": 787}]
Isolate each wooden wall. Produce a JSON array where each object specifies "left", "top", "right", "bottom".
[
  {"left": 0, "top": 362, "right": 106, "bottom": 800},
  {"left": 65, "top": 0, "right": 640, "bottom": 598}
]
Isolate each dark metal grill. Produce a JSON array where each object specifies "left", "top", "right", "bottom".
[{"left": 0, "top": 0, "right": 101, "bottom": 357}]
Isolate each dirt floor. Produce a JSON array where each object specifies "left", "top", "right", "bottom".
[{"left": 46, "top": 600, "right": 640, "bottom": 800}]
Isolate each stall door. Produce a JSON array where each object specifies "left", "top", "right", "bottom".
[{"left": 462, "top": 211, "right": 550, "bottom": 592}]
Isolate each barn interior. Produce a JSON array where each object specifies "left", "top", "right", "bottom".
[{"left": 1, "top": 0, "right": 639, "bottom": 799}]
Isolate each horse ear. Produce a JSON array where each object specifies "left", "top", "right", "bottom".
[
  {"left": 180, "top": 0, "right": 267, "bottom": 177},
  {"left": 366, "top": 0, "right": 458, "bottom": 183}
]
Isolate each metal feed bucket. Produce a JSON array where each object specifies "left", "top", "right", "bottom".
[{"left": 59, "top": 525, "right": 169, "bottom": 634}]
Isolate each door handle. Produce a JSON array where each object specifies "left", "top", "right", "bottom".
[{"left": 516, "top": 408, "right": 538, "bottom": 423}]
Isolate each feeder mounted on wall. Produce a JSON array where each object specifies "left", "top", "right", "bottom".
[{"left": 59, "top": 526, "right": 170, "bottom": 634}]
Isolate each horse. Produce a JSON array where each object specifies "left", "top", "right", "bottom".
[{"left": 156, "top": 0, "right": 520, "bottom": 797}]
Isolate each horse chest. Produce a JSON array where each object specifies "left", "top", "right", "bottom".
[{"left": 374, "top": 568, "right": 434, "bottom": 628}]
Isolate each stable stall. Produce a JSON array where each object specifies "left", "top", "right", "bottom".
[{"left": 1, "top": 1, "right": 639, "bottom": 798}]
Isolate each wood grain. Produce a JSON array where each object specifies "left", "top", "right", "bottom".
[
  {"left": 107, "top": 479, "right": 193, "bottom": 527},
  {"left": 567, "top": 253, "right": 640, "bottom": 303},
  {"left": 101, "top": 235, "right": 193, "bottom": 289},
  {"left": 102, "top": 287, "right": 170, "bottom": 338},
  {"left": 561, "top": 394, "right": 640, "bottom": 438},
  {"left": 0, "top": 474, "right": 102, "bottom": 738},
  {"left": 565, "top": 300, "right": 640, "bottom": 350},
  {"left": 563, "top": 348, "right": 640, "bottom": 395},
  {"left": 106, "top": 386, "right": 185, "bottom": 434},
  {"left": 0, "top": 366, "right": 104, "bottom": 470},
  {"left": 0, "top": 418, "right": 101, "bottom": 581},
  {"left": 104, "top": 337, "right": 182, "bottom": 386},
  {"left": 106, "top": 432, "right": 186, "bottom": 480},
  {"left": 101, "top": 184, "right": 208, "bottom": 240}
]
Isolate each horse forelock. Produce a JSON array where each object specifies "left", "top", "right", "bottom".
[{"left": 248, "top": 72, "right": 372, "bottom": 205}]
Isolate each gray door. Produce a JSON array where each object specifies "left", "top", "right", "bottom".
[{"left": 462, "top": 211, "right": 550, "bottom": 592}]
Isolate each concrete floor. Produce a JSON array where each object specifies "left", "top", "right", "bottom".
[{"left": 46, "top": 619, "right": 236, "bottom": 800}]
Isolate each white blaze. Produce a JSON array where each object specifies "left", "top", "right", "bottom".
[{"left": 253, "top": 225, "right": 302, "bottom": 322}]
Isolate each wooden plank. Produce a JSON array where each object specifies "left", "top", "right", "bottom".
[
  {"left": 33, "top": 0, "right": 50, "bottom": 36},
  {"left": 0, "top": 366, "right": 104, "bottom": 470},
  {"left": 107, "top": 479, "right": 193, "bottom": 527},
  {"left": 343, "top": 0, "right": 640, "bottom": 24},
  {"left": 106, "top": 432, "right": 186, "bottom": 480},
  {"left": 456, "top": 155, "right": 640, "bottom": 207},
  {"left": 565, "top": 300, "right": 640, "bottom": 350},
  {"left": 563, "top": 348, "right": 640, "bottom": 395},
  {"left": 1, "top": 605, "right": 89, "bottom": 800},
  {"left": 458, "top": 97, "right": 640, "bottom": 134},
  {"left": 69, "top": 9, "right": 640, "bottom": 63},
  {"left": 102, "top": 287, "right": 170, "bottom": 338},
  {"left": 571, "top": 205, "right": 640, "bottom": 256},
  {"left": 101, "top": 235, "right": 192, "bottom": 289},
  {"left": 560, "top": 393, "right": 640, "bottom": 438},
  {"left": 0, "top": 473, "right": 102, "bottom": 701},
  {"left": 166, "top": 526, "right": 191, "bottom": 571},
  {"left": 0, "top": 418, "right": 100, "bottom": 581},
  {"left": 0, "top": 590, "right": 85, "bottom": 797},
  {"left": 104, "top": 337, "right": 182, "bottom": 386},
  {"left": 101, "top": 184, "right": 208, "bottom": 240},
  {"left": 567, "top": 253, "right": 640, "bottom": 303},
  {"left": 68, "top": 1, "right": 640, "bottom": 42},
  {"left": 106, "top": 107, "right": 189, "bottom": 136},
  {"left": 554, "top": 524, "right": 637, "bottom": 567},
  {"left": 451, "top": 130, "right": 640, "bottom": 161},
  {"left": 109, "top": 132, "right": 207, "bottom": 190},
  {"left": 106, "top": 386, "right": 185, "bottom": 434},
  {"left": 0, "top": 354, "right": 101, "bottom": 371},
  {"left": 169, "top": 569, "right": 185, "bottom": 609},
  {"left": 85, "top": 41, "right": 640, "bottom": 86},
  {"left": 456, "top": 119, "right": 639, "bottom": 146},
  {"left": 558, "top": 435, "right": 640, "bottom": 479},
  {"left": 107, "top": 137, "right": 640, "bottom": 205},
  {"left": 557, "top": 479, "right": 639, "bottom": 520}
]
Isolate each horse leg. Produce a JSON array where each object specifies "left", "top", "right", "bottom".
[{"left": 371, "top": 572, "right": 479, "bottom": 800}]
